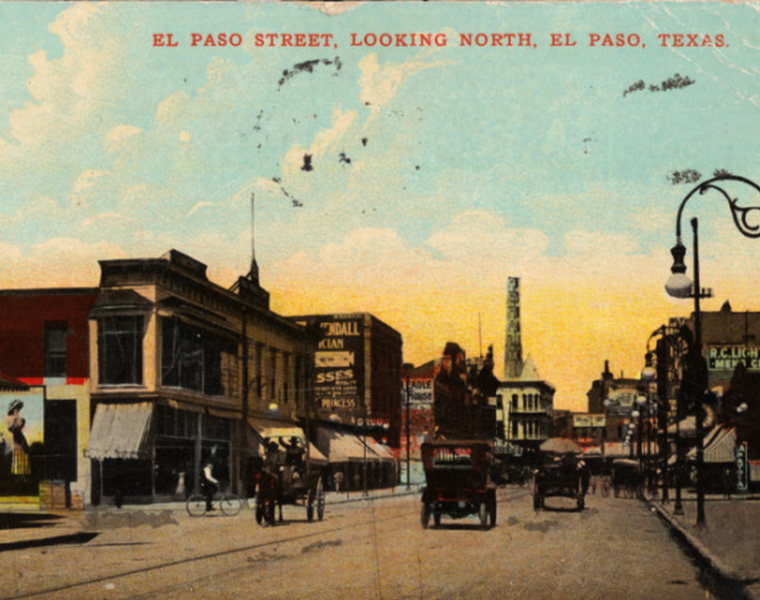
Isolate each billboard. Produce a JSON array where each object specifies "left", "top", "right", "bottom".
[
  {"left": 405, "top": 378, "right": 433, "bottom": 408},
  {"left": 708, "top": 345, "right": 760, "bottom": 372},
  {"left": 313, "top": 316, "right": 365, "bottom": 423},
  {"left": 0, "top": 389, "right": 45, "bottom": 496}
]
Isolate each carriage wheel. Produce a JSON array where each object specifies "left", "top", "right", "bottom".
[
  {"left": 434, "top": 512, "right": 441, "bottom": 526},
  {"left": 478, "top": 502, "right": 488, "bottom": 530},
  {"left": 316, "top": 478, "right": 325, "bottom": 522},
  {"left": 307, "top": 488, "right": 315, "bottom": 522},
  {"left": 421, "top": 502, "right": 431, "bottom": 529},
  {"left": 577, "top": 496, "right": 585, "bottom": 511}
]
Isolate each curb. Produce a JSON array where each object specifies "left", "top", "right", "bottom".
[{"left": 648, "top": 499, "right": 757, "bottom": 600}]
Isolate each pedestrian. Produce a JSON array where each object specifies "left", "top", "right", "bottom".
[
  {"left": 201, "top": 457, "right": 219, "bottom": 511},
  {"left": 334, "top": 470, "right": 344, "bottom": 493}
]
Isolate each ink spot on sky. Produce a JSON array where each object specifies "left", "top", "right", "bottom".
[
  {"left": 361, "top": 137, "right": 368, "bottom": 147},
  {"left": 667, "top": 169, "right": 701, "bottom": 185},
  {"left": 302, "top": 154, "right": 313, "bottom": 172},
  {"left": 278, "top": 58, "right": 342, "bottom": 89},
  {"left": 624, "top": 73, "right": 695, "bottom": 97},
  {"left": 338, "top": 152, "right": 351, "bottom": 165},
  {"left": 272, "top": 177, "right": 304, "bottom": 207}
]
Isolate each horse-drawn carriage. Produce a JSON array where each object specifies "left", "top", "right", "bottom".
[
  {"left": 253, "top": 438, "right": 326, "bottom": 526},
  {"left": 533, "top": 452, "right": 589, "bottom": 511},
  {"left": 420, "top": 440, "right": 497, "bottom": 530}
]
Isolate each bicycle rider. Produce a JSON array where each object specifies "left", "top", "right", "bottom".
[{"left": 201, "top": 456, "right": 219, "bottom": 511}]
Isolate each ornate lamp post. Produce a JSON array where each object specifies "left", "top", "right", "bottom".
[{"left": 665, "top": 174, "right": 760, "bottom": 527}]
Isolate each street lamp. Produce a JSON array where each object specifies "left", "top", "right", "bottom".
[
  {"left": 665, "top": 174, "right": 760, "bottom": 527},
  {"left": 640, "top": 360, "right": 660, "bottom": 495}
]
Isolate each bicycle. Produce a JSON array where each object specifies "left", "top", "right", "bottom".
[{"left": 186, "top": 490, "right": 244, "bottom": 517}]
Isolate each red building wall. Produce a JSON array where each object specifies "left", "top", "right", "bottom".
[{"left": 0, "top": 289, "right": 99, "bottom": 382}]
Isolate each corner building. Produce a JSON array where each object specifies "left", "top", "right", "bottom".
[{"left": 87, "top": 250, "right": 316, "bottom": 505}]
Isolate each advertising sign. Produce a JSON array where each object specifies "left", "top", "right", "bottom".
[
  {"left": 573, "top": 414, "right": 606, "bottom": 428},
  {"left": 708, "top": 345, "right": 760, "bottom": 372},
  {"left": 314, "top": 316, "right": 364, "bottom": 421},
  {"left": 0, "top": 390, "right": 45, "bottom": 496},
  {"left": 405, "top": 378, "right": 433, "bottom": 408}
]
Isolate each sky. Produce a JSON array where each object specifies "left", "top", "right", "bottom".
[{"left": 2, "top": 2, "right": 760, "bottom": 412}]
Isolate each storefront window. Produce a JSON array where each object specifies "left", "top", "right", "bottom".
[
  {"left": 44, "top": 322, "right": 67, "bottom": 377},
  {"left": 98, "top": 316, "right": 144, "bottom": 385},
  {"left": 161, "top": 318, "right": 226, "bottom": 395}
]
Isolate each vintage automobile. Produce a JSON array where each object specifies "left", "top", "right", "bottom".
[
  {"left": 420, "top": 440, "right": 497, "bottom": 530},
  {"left": 533, "top": 452, "right": 589, "bottom": 511}
]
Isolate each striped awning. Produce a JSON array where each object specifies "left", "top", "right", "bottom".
[
  {"left": 315, "top": 426, "right": 394, "bottom": 463},
  {"left": 687, "top": 426, "right": 737, "bottom": 464},
  {"left": 247, "top": 417, "right": 327, "bottom": 464},
  {"left": 86, "top": 403, "right": 154, "bottom": 460},
  {"left": 248, "top": 417, "right": 305, "bottom": 441}
]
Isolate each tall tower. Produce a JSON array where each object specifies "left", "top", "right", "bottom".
[{"left": 503, "top": 277, "right": 523, "bottom": 380}]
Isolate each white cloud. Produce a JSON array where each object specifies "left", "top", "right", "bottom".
[
  {"left": 106, "top": 124, "right": 142, "bottom": 151},
  {"left": 359, "top": 54, "right": 448, "bottom": 123},
  {"left": 283, "top": 109, "right": 359, "bottom": 175}
]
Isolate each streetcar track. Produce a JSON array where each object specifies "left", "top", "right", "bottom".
[
  {"left": 2, "top": 503, "right": 414, "bottom": 600},
  {"left": 5, "top": 489, "right": 527, "bottom": 600}
]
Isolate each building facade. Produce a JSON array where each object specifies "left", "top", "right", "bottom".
[
  {"left": 87, "top": 250, "right": 317, "bottom": 505},
  {"left": 287, "top": 313, "right": 402, "bottom": 491},
  {"left": 499, "top": 356, "right": 555, "bottom": 453},
  {"left": 0, "top": 288, "right": 99, "bottom": 507}
]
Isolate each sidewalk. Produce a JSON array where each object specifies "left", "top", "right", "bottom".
[{"left": 646, "top": 489, "right": 760, "bottom": 600}]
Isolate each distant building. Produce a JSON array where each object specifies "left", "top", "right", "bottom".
[
  {"left": 499, "top": 278, "right": 554, "bottom": 453},
  {"left": 587, "top": 360, "right": 640, "bottom": 447}
]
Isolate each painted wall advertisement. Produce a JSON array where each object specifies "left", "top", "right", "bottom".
[
  {"left": 314, "top": 316, "right": 364, "bottom": 423},
  {"left": 708, "top": 345, "right": 760, "bottom": 372},
  {"left": 0, "top": 390, "right": 44, "bottom": 496}
]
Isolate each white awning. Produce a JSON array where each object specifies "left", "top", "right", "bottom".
[
  {"left": 86, "top": 403, "right": 153, "bottom": 460},
  {"left": 248, "top": 416, "right": 305, "bottom": 440},
  {"left": 315, "top": 426, "right": 394, "bottom": 463},
  {"left": 247, "top": 417, "right": 327, "bottom": 464},
  {"left": 687, "top": 426, "right": 737, "bottom": 463}
]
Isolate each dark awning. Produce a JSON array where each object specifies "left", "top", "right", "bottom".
[
  {"left": 86, "top": 403, "right": 154, "bottom": 460},
  {"left": 89, "top": 289, "right": 153, "bottom": 317}
]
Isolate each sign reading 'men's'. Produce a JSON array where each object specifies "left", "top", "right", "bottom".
[{"left": 708, "top": 345, "right": 760, "bottom": 371}]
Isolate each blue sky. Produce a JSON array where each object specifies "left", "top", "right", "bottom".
[{"left": 2, "top": 2, "right": 760, "bottom": 410}]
